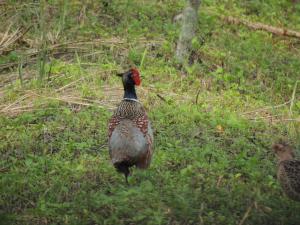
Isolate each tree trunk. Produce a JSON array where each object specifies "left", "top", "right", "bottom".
[{"left": 176, "top": 0, "right": 200, "bottom": 65}]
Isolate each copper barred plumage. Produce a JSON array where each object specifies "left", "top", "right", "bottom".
[
  {"left": 108, "top": 68, "right": 154, "bottom": 184},
  {"left": 277, "top": 160, "right": 300, "bottom": 201},
  {"left": 273, "top": 142, "right": 300, "bottom": 201},
  {"left": 108, "top": 100, "right": 149, "bottom": 138}
]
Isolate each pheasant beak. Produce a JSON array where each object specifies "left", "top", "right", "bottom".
[{"left": 116, "top": 70, "right": 131, "bottom": 77}]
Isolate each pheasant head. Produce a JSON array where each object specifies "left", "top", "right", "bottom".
[
  {"left": 272, "top": 141, "right": 295, "bottom": 162},
  {"left": 117, "top": 68, "right": 141, "bottom": 100}
]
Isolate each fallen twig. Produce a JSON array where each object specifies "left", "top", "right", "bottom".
[
  {"left": 31, "top": 93, "right": 104, "bottom": 108},
  {"left": 250, "top": 118, "right": 300, "bottom": 123},
  {"left": 0, "top": 167, "right": 10, "bottom": 173},
  {"left": 248, "top": 114, "right": 284, "bottom": 119},
  {"left": 195, "top": 87, "right": 201, "bottom": 104},
  {"left": 289, "top": 80, "right": 299, "bottom": 115},
  {"left": 56, "top": 77, "right": 85, "bottom": 92},
  {"left": 216, "top": 175, "right": 223, "bottom": 188},
  {"left": 0, "top": 93, "right": 31, "bottom": 112},
  {"left": 0, "top": 25, "right": 32, "bottom": 53},
  {"left": 223, "top": 16, "right": 300, "bottom": 39},
  {"left": 0, "top": 23, "right": 13, "bottom": 46},
  {"left": 241, "top": 100, "right": 291, "bottom": 115},
  {"left": 156, "top": 93, "right": 167, "bottom": 102},
  {"left": 238, "top": 203, "right": 253, "bottom": 225}
]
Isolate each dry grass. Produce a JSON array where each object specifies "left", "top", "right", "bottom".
[{"left": 0, "top": 37, "right": 165, "bottom": 72}]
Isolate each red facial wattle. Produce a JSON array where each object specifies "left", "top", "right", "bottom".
[{"left": 131, "top": 68, "right": 141, "bottom": 86}]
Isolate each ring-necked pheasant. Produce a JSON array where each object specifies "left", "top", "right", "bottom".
[
  {"left": 108, "top": 68, "right": 154, "bottom": 184},
  {"left": 272, "top": 141, "right": 300, "bottom": 201}
]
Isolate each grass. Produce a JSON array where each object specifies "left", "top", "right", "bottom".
[{"left": 0, "top": 0, "right": 300, "bottom": 224}]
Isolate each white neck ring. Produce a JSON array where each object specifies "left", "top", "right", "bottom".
[{"left": 123, "top": 98, "right": 139, "bottom": 103}]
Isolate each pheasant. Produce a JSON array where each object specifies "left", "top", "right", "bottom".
[
  {"left": 108, "top": 68, "right": 154, "bottom": 184},
  {"left": 272, "top": 141, "right": 300, "bottom": 201}
]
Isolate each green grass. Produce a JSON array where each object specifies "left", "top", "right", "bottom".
[{"left": 1, "top": 0, "right": 300, "bottom": 224}]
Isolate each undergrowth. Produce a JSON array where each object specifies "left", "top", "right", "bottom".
[{"left": 0, "top": 0, "right": 300, "bottom": 224}]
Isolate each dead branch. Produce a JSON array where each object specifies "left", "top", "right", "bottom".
[
  {"left": 0, "top": 93, "right": 32, "bottom": 112},
  {"left": 56, "top": 77, "right": 85, "bottom": 92},
  {"left": 0, "top": 25, "right": 32, "bottom": 53},
  {"left": 223, "top": 16, "right": 300, "bottom": 39},
  {"left": 0, "top": 167, "right": 10, "bottom": 173},
  {"left": 241, "top": 100, "right": 291, "bottom": 115},
  {"left": 250, "top": 117, "right": 300, "bottom": 123},
  {"left": 195, "top": 87, "right": 201, "bottom": 104},
  {"left": 216, "top": 175, "right": 223, "bottom": 188},
  {"left": 156, "top": 93, "right": 167, "bottom": 102},
  {"left": 238, "top": 203, "right": 253, "bottom": 225},
  {"left": 289, "top": 80, "right": 299, "bottom": 115}
]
